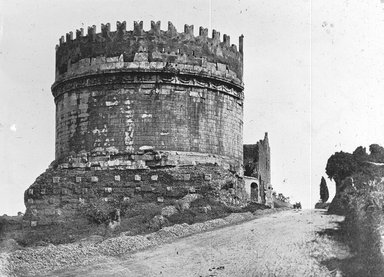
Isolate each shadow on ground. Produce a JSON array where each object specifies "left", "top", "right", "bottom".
[{"left": 318, "top": 218, "right": 384, "bottom": 277}]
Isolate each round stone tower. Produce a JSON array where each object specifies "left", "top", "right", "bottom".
[
  {"left": 52, "top": 21, "right": 244, "bottom": 171},
  {"left": 24, "top": 21, "right": 246, "bottom": 226}
]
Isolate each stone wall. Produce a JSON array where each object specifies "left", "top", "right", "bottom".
[
  {"left": 55, "top": 21, "right": 243, "bottom": 82},
  {"left": 24, "top": 163, "right": 246, "bottom": 226},
  {"left": 23, "top": 20, "right": 246, "bottom": 225},
  {"left": 243, "top": 133, "right": 271, "bottom": 203},
  {"left": 54, "top": 75, "right": 243, "bottom": 170},
  {"left": 52, "top": 20, "right": 244, "bottom": 173}
]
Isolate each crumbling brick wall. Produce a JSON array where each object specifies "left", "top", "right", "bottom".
[
  {"left": 243, "top": 133, "right": 271, "bottom": 203},
  {"left": 24, "top": 162, "right": 246, "bottom": 226}
]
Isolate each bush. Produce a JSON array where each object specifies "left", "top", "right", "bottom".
[{"left": 81, "top": 199, "right": 120, "bottom": 225}]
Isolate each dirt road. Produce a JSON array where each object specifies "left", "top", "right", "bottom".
[{"left": 47, "top": 210, "right": 346, "bottom": 277}]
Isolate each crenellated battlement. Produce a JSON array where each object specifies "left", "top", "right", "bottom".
[
  {"left": 55, "top": 21, "right": 244, "bottom": 81},
  {"left": 57, "top": 21, "right": 243, "bottom": 51}
]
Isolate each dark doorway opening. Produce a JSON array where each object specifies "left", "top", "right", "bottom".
[{"left": 250, "top": 182, "right": 258, "bottom": 202}]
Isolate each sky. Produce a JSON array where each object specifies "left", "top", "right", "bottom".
[{"left": 1, "top": 0, "right": 384, "bottom": 214}]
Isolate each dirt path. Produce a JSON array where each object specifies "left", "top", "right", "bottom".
[{"left": 46, "top": 210, "right": 346, "bottom": 277}]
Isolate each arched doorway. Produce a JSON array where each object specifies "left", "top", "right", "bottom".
[{"left": 250, "top": 182, "right": 258, "bottom": 202}]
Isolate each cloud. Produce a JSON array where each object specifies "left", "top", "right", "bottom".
[{"left": 10, "top": 124, "right": 16, "bottom": 132}]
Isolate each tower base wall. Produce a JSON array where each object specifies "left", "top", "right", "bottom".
[{"left": 24, "top": 162, "right": 247, "bottom": 226}]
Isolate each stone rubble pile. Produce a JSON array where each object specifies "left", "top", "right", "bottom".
[{"left": 3, "top": 209, "right": 283, "bottom": 276}]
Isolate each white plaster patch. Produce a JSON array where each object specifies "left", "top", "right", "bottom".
[
  {"left": 189, "top": 91, "right": 200, "bottom": 97},
  {"left": 102, "top": 125, "right": 108, "bottom": 133},
  {"left": 157, "top": 197, "right": 164, "bottom": 203},
  {"left": 141, "top": 114, "right": 152, "bottom": 118},
  {"left": 139, "top": 146, "right": 153, "bottom": 151},
  {"left": 106, "top": 56, "right": 119, "bottom": 63},
  {"left": 124, "top": 131, "right": 133, "bottom": 146},
  {"left": 106, "top": 100, "right": 119, "bottom": 106},
  {"left": 106, "top": 146, "right": 119, "bottom": 154}
]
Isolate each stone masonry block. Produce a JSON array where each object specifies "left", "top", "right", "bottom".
[
  {"left": 53, "top": 177, "right": 60, "bottom": 183},
  {"left": 28, "top": 189, "right": 33, "bottom": 195},
  {"left": 204, "top": 174, "right": 212, "bottom": 181},
  {"left": 135, "top": 175, "right": 141, "bottom": 181},
  {"left": 75, "top": 176, "right": 82, "bottom": 183},
  {"left": 60, "top": 163, "right": 69, "bottom": 169},
  {"left": 91, "top": 176, "right": 99, "bottom": 182},
  {"left": 157, "top": 196, "right": 164, "bottom": 203},
  {"left": 141, "top": 184, "right": 152, "bottom": 192},
  {"left": 183, "top": 174, "right": 191, "bottom": 181},
  {"left": 27, "top": 199, "right": 34, "bottom": 204},
  {"left": 104, "top": 187, "right": 112, "bottom": 193},
  {"left": 151, "top": 175, "right": 158, "bottom": 181},
  {"left": 30, "top": 221, "right": 37, "bottom": 227},
  {"left": 114, "top": 175, "right": 121, "bottom": 181}
]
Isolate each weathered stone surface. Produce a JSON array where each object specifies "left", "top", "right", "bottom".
[
  {"left": 243, "top": 132, "right": 271, "bottom": 204},
  {"left": 148, "top": 215, "right": 168, "bottom": 230},
  {"left": 52, "top": 22, "right": 244, "bottom": 174},
  {"left": 24, "top": 165, "right": 246, "bottom": 224},
  {"left": 23, "top": 21, "right": 247, "bottom": 226},
  {"left": 161, "top": 205, "right": 178, "bottom": 217}
]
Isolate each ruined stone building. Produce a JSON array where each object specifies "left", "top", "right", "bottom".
[
  {"left": 24, "top": 21, "right": 247, "bottom": 225},
  {"left": 243, "top": 133, "right": 271, "bottom": 204}
]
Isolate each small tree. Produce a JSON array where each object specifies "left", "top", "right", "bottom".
[{"left": 320, "top": 176, "right": 329, "bottom": 203}]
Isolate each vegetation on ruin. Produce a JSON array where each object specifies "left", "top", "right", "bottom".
[
  {"left": 0, "top": 193, "right": 271, "bottom": 247},
  {"left": 324, "top": 144, "right": 384, "bottom": 276}
]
